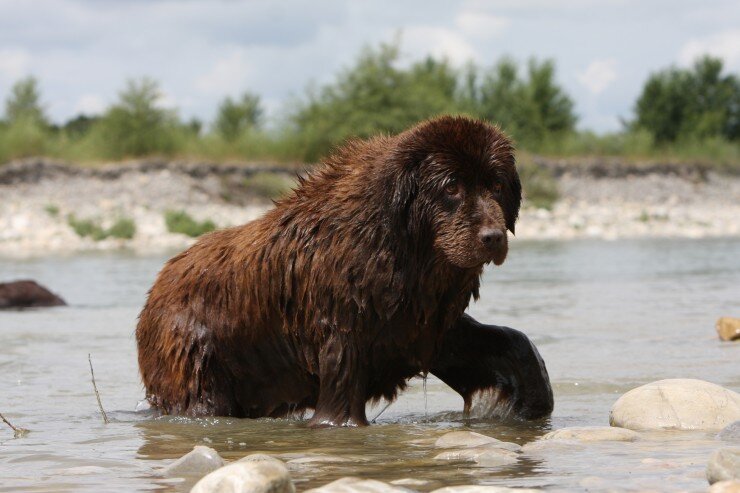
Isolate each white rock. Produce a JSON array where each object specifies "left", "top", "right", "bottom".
[
  {"left": 707, "top": 447, "right": 740, "bottom": 484},
  {"left": 165, "top": 446, "right": 224, "bottom": 477},
  {"left": 434, "top": 431, "right": 521, "bottom": 452},
  {"left": 304, "top": 477, "right": 408, "bottom": 493},
  {"left": 237, "top": 454, "right": 285, "bottom": 464},
  {"left": 190, "top": 459, "right": 294, "bottom": 493},
  {"left": 609, "top": 379, "right": 740, "bottom": 431},
  {"left": 521, "top": 439, "right": 585, "bottom": 454},
  {"left": 541, "top": 426, "right": 639, "bottom": 442},
  {"left": 433, "top": 446, "right": 519, "bottom": 467},
  {"left": 431, "top": 486, "right": 541, "bottom": 493}
]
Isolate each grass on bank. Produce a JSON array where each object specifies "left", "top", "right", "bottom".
[
  {"left": 68, "top": 215, "right": 136, "bottom": 240},
  {"left": 164, "top": 210, "right": 216, "bottom": 237}
]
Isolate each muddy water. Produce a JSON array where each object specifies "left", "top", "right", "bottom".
[{"left": 0, "top": 238, "right": 738, "bottom": 492}]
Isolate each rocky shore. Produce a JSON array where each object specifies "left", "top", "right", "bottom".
[
  {"left": 152, "top": 378, "right": 740, "bottom": 492},
  {"left": 1, "top": 158, "right": 739, "bottom": 256}
]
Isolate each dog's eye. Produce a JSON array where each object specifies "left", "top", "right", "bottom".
[
  {"left": 444, "top": 180, "right": 461, "bottom": 197},
  {"left": 492, "top": 183, "right": 502, "bottom": 193}
]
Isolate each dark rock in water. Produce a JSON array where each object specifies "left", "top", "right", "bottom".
[
  {"left": 719, "top": 422, "right": 740, "bottom": 443},
  {"left": 0, "top": 280, "right": 66, "bottom": 309}
]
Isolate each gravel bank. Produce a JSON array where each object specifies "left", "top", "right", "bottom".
[{"left": 1, "top": 158, "right": 738, "bottom": 257}]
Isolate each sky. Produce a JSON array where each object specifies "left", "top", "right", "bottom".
[{"left": 0, "top": 0, "right": 739, "bottom": 133}]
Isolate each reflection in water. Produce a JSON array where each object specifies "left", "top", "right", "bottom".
[{"left": 0, "top": 239, "right": 738, "bottom": 491}]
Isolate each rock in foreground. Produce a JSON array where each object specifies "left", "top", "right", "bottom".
[
  {"left": 541, "top": 426, "right": 639, "bottom": 442},
  {"left": 709, "top": 480, "right": 740, "bottom": 492},
  {"left": 717, "top": 317, "right": 740, "bottom": 341},
  {"left": 190, "top": 457, "right": 294, "bottom": 493},
  {"left": 0, "top": 280, "right": 66, "bottom": 309},
  {"left": 707, "top": 447, "right": 740, "bottom": 485},
  {"left": 164, "top": 446, "right": 224, "bottom": 478},
  {"left": 609, "top": 379, "right": 740, "bottom": 431},
  {"left": 304, "top": 477, "right": 408, "bottom": 493}
]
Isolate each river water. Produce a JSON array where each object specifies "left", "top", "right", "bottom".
[{"left": 1, "top": 238, "right": 738, "bottom": 492}]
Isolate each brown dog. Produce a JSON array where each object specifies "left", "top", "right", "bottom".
[{"left": 136, "top": 116, "right": 553, "bottom": 426}]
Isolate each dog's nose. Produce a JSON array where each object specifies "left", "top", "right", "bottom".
[{"left": 479, "top": 228, "right": 504, "bottom": 247}]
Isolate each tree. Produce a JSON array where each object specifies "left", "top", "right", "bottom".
[
  {"left": 97, "top": 78, "right": 179, "bottom": 157},
  {"left": 477, "top": 58, "right": 576, "bottom": 145},
  {"left": 291, "top": 41, "right": 462, "bottom": 161},
  {"left": 633, "top": 56, "right": 740, "bottom": 142},
  {"left": 62, "top": 114, "right": 100, "bottom": 138},
  {"left": 4, "top": 76, "right": 48, "bottom": 126},
  {"left": 215, "top": 92, "right": 262, "bottom": 141},
  {"left": 526, "top": 59, "right": 576, "bottom": 135}
]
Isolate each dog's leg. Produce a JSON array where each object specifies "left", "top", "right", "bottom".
[
  {"left": 431, "top": 314, "right": 553, "bottom": 420},
  {"left": 308, "top": 333, "right": 369, "bottom": 427}
]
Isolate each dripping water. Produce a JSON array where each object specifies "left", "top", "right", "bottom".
[{"left": 422, "top": 372, "right": 428, "bottom": 422}]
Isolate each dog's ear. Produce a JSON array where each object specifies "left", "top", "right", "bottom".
[
  {"left": 390, "top": 167, "right": 420, "bottom": 234},
  {"left": 503, "top": 167, "right": 522, "bottom": 234}
]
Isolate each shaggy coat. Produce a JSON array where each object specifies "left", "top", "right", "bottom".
[{"left": 136, "top": 116, "right": 553, "bottom": 426}]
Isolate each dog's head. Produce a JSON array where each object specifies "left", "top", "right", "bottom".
[{"left": 390, "top": 116, "right": 521, "bottom": 269}]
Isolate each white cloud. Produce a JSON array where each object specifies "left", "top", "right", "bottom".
[
  {"left": 401, "top": 27, "right": 478, "bottom": 65},
  {"left": 0, "top": 48, "right": 31, "bottom": 81},
  {"left": 73, "top": 94, "right": 105, "bottom": 115},
  {"left": 455, "top": 12, "right": 510, "bottom": 39},
  {"left": 195, "top": 50, "right": 252, "bottom": 96},
  {"left": 678, "top": 29, "right": 740, "bottom": 69},
  {"left": 577, "top": 59, "right": 617, "bottom": 95}
]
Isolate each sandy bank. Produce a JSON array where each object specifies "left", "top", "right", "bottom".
[{"left": 0, "top": 158, "right": 738, "bottom": 257}]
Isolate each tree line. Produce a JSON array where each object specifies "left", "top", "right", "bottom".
[{"left": 1, "top": 41, "right": 738, "bottom": 165}]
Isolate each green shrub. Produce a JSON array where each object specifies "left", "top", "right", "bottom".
[
  {"left": 68, "top": 215, "right": 107, "bottom": 240},
  {"left": 95, "top": 78, "right": 181, "bottom": 159},
  {"left": 44, "top": 204, "right": 59, "bottom": 217},
  {"left": 107, "top": 217, "right": 136, "bottom": 239},
  {"left": 67, "top": 215, "right": 136, "bottom": 240},
  {"left": 243, "top": 172, "right": 295, "bottom": 199},
  {"left": 0, "top": 117, "right": 50, "bottom": 159},
  {"left": 164, "top": 210, "right": 216, "bottom": 237}
]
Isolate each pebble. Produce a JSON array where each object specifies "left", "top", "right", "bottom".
[
  {"left": 431, "top": 487, "right": 541, "bottom": 493},
  {"left": 57, "top": 466, "right": 108, "bottom": 475},
  {"left": 164, "top": 446, "right": 224, "bottom": 478},
  {"left": 609, "top": 379, "right": 740, "bottom": 431},
  {"left": 190, "top": 457, "right": 294, "bottom": 493},
  {"left": 717, "top": 317, "right": 740, "bottom": 341},
  {"left": 707, "top": 447, "right": 740, "bottom": 485},
  {"left": 540, "top": 426, "right": 640, "bottom": 442},
  {"left": 304, "top": 477, "right": 409, "bottom": 493},
  {"left": 709, "top": 480, "right": 740, "bottom": 493},
  {"left": 719, "top": 422, "right": 740, "bottom": 443},
  {"left": 434, "top": 431, "right": 521, "bottom": 452},
  {"left": 389, "top": 478, "right": 430, "bottom": 486},
  {"left": 285, "top": 455, "right": 353, "bottom": 466}
]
